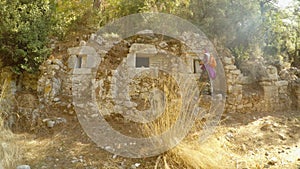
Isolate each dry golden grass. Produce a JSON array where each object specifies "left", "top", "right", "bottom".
[
  {"left": 0, "top": 117, "right": 20, "bottom": 169},
  {"left": 0, "top": 77, "right": 20, "bottom": 169},
  {"left": 166, "top": 131, "right": 234, "bottom": 169},
  {"left": 139, "top": 75, "right": 236, "bottom": 169}
]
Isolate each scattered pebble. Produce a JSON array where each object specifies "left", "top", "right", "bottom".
[
  {"left": 225, "top": 132, "right": 234, "bottom": 141},
  {"left": 268, "top": 157, "right": 278, "bottom": 165},
  {"left": 265, "top": 152, "right": 269, "bottom": 156},
  {"left": 56, "top": 117, "right": 67, "bottom": 124},
  {"left": 16, "top": 165, "right": 31, "bottom": 169},
  {"left": 134, "top": 163, "right": 141, "bottom": 167},
  {"left": 46, "top": 120, "right": 55, "bottom": 128},
  {"left": 53, "top": 97, "right": 60, "bottom": 102},
  {"left": 159, "top": 41, "right": 168, "bottom": 48},
  {"left": 241, "top": 144, "right": 247, "bottom": 151},
  {"left": 278, "top": 133, "right": 287, "bottom": 140}
]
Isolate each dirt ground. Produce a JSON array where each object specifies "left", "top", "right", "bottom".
[{"left": 11, "top": 109, "right": 299, "bottom": 169}]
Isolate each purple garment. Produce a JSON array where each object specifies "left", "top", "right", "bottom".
[{"left": 205, "top": 64, "right": 216, "bottom": 80}]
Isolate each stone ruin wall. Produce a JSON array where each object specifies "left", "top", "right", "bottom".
[
  {"left": 222, "top": 55, "right": 300, "bottom": 113},
  {"left": 34, "top": 32, "right": 300, "bottom": 117}
]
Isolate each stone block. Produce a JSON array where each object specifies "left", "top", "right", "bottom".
[
  {"left": 223, "top": 57, "right": 233, "bottom": 65},
  {"left": 264, "top": 65, "right": 278, "bottom": 81},
  {"left": 129, "top": 43, "right": 157, "bottom": 54},
  {"left": 225, "top": 65, "right": 237, "bottom": 70},
  {"left": 259, "top": 81, "right": 273, "bottom": 86},
  {"left": 67, "top": 46, "right": 100, "bottom": 69},
  {"left": 229, "top": 85, "right": 242, "bottom": 95},
  {"left": 262, "top": 86, "right": 278, "bottom": 99},
  {"left": 72, "top": 68, "right": 92, "bottom": 75},
  {"left": 239, "top": 76, "right": 253, "bottom": 85},
  {"left": 237, "top": 104, "right": 244, "bottom": 110},
  {"left": 230, "top": 69, "right": 241, "bottom": 75},
  {"left": 244, "top": 103, "right": 253, "bottom": 108},
  {"left": 275, "top": 80, "right": 288, "bottom": 87}
]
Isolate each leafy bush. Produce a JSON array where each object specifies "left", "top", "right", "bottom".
[{"left": 0, "top": 0, "right": 54, "bottom": 74}]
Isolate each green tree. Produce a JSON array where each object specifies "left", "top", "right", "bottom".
[
  {"left": 51, "top": 0, "right": 93, "bottom": 39},
  {"left": 0, "top": 0, "right": 54, "bottom": 74}
]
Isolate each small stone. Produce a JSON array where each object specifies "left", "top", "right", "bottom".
[
  {"left": 42, "top": 118, "right": 50, "bottom": 123},
  {"left": 71, "top": 159, "right": 77, "bottom": 163},
  {"left": 241, "top": 144, "right": 247, "bottom": 151},
  {"left": 223, "top": 57, "right": 233, "bottom": 65},
  {"left": 225, "top": 132, "right": 234, "bottom": 141},
  {"left": 17, "top": 165, "right": 31, "bottom": 169},
  {"left": 159, "top": 41, "right": 168, "bottom": 48},
  {"left": 278, "top": 134, "right": 287, "bottom": 140},
  {"left": 79, "top": 40, "right": 86, "bottom": 46},
  {"left": 268, "top": 157, "right": 278, "bottom": 165},
  {"left": 55, "top": 117, "right": 67, "bottom": 124},
  {"left": 47, "top": 120, "right": 55, "bottom": 128},
  {"left": 53, "top": 97, "right": 60, "bottom": 102},
  {"left": 264, "top": 164, "right": 270, "bottom": 168},
  {"left": 265, "top": 152, "right": 269, "bottom": 156},
  {"left": 237, "top": 105, "right": 244, "bottom": 110},
  {"left": 260, "top": 124, "right": 272, "bottom": 131},
  {"left": 71, "top": 157, "right": 78, "bottom": 163}
]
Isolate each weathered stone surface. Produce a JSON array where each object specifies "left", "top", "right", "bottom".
[
  {"left": 129, "top": 43, "right": 157, "bottom": 54},
  {"left": 223, "top": 57, "right": 234, "bottom": 65},
  {"left": 275, "top": 80, "right": 288, "bottom": 87},
  {"left": 35, "top": 31, "right": 299, "bottom": 117},
  {"left": 225, "top": 65, "right": 237, "bottom": 70},
  {"left": 67, "top": 46, "right": 100, "bottom": 69}
]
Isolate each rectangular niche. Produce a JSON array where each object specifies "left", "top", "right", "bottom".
[
  {"left": 193, "top": 59, "right": 202, "bottom": 73},
  {"left": 76, "top": 54, "right": 87, "bottom": 68},
  {"left": 135, "top": 53, "right": 150, "bottom": 68}
]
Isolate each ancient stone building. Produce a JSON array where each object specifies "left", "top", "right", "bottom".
[{"left": 35, "top": 31, "right": 300, "bottom": 118}]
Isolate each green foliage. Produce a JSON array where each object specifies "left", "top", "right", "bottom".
[
  {"left": 51, "top": 0, "right": 93, "bottom": 39},
  {"left": 99, "top": 0, "right": 145, "bottom": 25},
  {"left": 0, "top": 0, "right": 54, "bottom": 74},
  {"left": 97, "top": 0, "right": 190, "bottom": 27},
  {"left": 186, "top": 0, "right": 299, "bottom": 67},
  {"left": 142, "top": 0, "right": 190, "bottom": 15},
  {"left": 231, "top": 46, "right": 250, "bottom": 65},
  {"left": 259, "top": 2, "right": 300, "bottom": 66},
  {"left": 0, "top": 0, "right": 299, "bottom": 74}
]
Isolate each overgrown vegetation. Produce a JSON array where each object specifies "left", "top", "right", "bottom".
[
  {"left": 0, "top": 0, "right": 54, "bottom": 74},
  {"left": 0, "top": 0, "right": 299, "bottom": 74}
]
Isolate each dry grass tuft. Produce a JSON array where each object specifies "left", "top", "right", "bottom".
[
  {"left": 139, "top": 75, "right": 235, "bottom": 169},
  {"left": 0, "top": 118, "right": 20, "bottom": 169},
  {"left": 0, "top": 77, "right": 20, "bottom": 169},
  {"left": 167, "top": 134, "right": 234, "bottom": 169}
]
